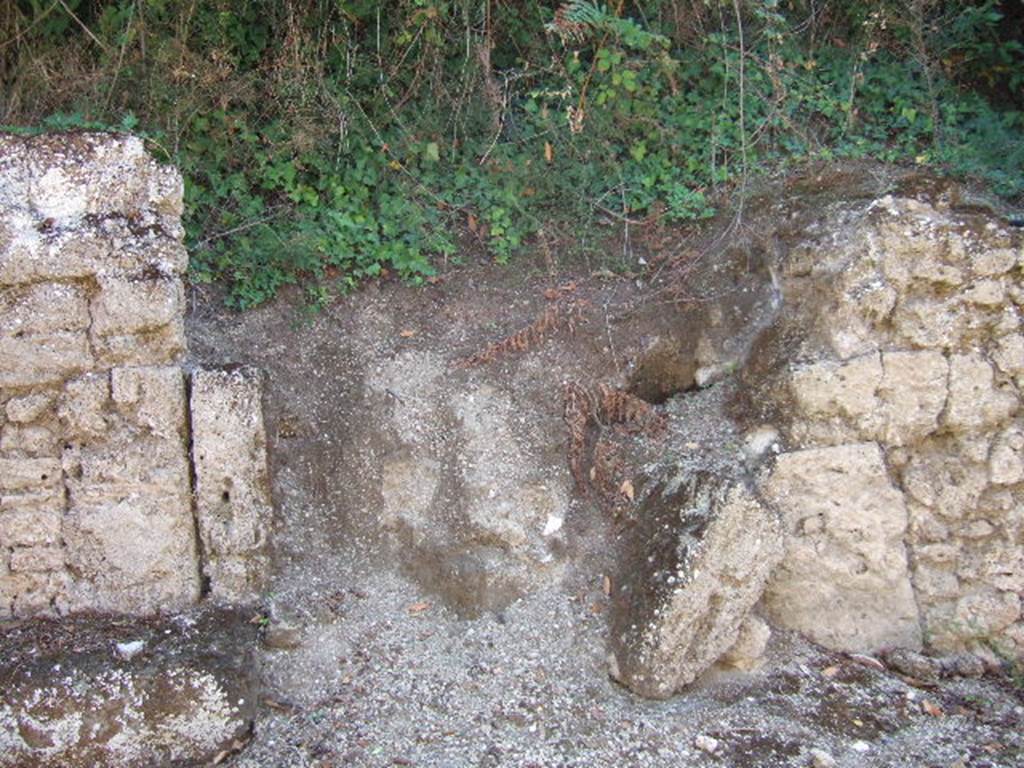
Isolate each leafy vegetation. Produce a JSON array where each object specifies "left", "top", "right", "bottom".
[{"left": 2, "top": 1, "right": 1021, "bottom": 307}]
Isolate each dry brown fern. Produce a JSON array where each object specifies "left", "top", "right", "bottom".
[
  {"left": 597, "top": 384, "right": 668, "bottom": 438},
  {"left": 592, "top": 436, "right": 627, "bottom": 510},
  {"left": 562, "top": 380, "right": 594, "bottom": 495},
  {"left": 459, "top": 299, "right": 587, "bottom": 367}
]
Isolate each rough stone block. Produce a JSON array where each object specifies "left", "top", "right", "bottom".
[
  {"left": 190, "top": 367, "right": 272, "bottom": 603},
  {"left": 762, "top": 443, "right": 922, "bottom": 652},
  {"left": 90, "top": 276, "right": 184, "bottom": 338},
  {"left": 0, "top": 332, "right": 92, "bottom": 387},
  {"left": 878, "top": 350, "right": 948, "bottom": 446},
  {"left": 0, "top": 423, "right": 57, "bottom": 457},
  {"left": 111, "top": 366, "right": 186, "bottom": 439},
  {"left": 0, "top": 132, "right": 183, "bottom": 226},
  {"left": 9, "top": 545, "right": 64, "bottom": 573},
  {"left": 63, "top": 493, "right": 199, "bottom": 615},
  {"left": 0, "top": 282, "right": 90, "bottom": 336},
  {"left": 0, "top": 458, "right": 62, "bottom": 492},
  {"left": 4, "top": 391, "right": 55, "bottom": 424},
  {"left": 57, "top": 373, "right": 110, "bottom": 440},
  {"left": 608, "top": 473, "right": 783, "bottom": 698},
  {"left": 0, "top": 508, "right": 62, "bottom": 547},
  {"left": 946, "top": 353, "right": 1018, "bottom": 430}
]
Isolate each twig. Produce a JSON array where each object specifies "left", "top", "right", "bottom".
[{"left": 57, "top": 0, "right": 111, "bottom": 53}]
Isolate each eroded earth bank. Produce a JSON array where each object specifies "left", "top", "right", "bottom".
[{"left": 2, "top": 134, "right": 1023, "bottom": 767}]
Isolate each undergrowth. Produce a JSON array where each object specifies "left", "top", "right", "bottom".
[{"left": 1, "top": 1, "right": 1021, "bottom": 307}]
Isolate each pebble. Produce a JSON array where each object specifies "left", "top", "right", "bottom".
[
  {"left": 851, "top": 740, "right": 871, "bottom": 753},
  {"left": 809, "top": 748, "right": 837, "bottom": 768},
  {"left": 694, "top": 734, "right": 719, "bottom": 754},
  {"left": 263, "top": 626, "right": 303, "bottom": 650},
  {"left": 114, "top": 640, "right": 146, "bottom": 661}
]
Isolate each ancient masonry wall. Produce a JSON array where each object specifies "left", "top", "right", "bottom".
[{"left": 0, "top": 133, "right": 270, "bottom": 618}]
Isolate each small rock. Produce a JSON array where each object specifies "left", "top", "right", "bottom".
[
  {"left": 114, "top": 640, "right": 146, "bottom": 661},
  {"left": 940, "top": 652, "right": 985, "bottom": 678},
  {"left": 809, "top": 748, "right": 837, "bottom": 768},
  {"left": 884, "top": 648, "right": 940, "bottom": 682},
  {"left": 263, "top": 626, "right": 303, "bottom": 650},
  {"left": 850, "top": 740, "right": 871, "bottom": 753},
  {"left": 694, "top": 734, "right": 720, "bottom": 754}
]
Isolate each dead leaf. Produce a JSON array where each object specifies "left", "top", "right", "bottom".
[
  {"left": 399, "top": 329, "right": 417, "bottom": 338},
  {"left": 544, "top": 288, "right": 561, "bottom": 300},
  {"left": 620, "top": 479, "right": 635, "bottom": 501},
  {"left": 821, "top": 665, "right": 840, "bottom": 678},
  {"left": 982, "top": 743, "right": 1003, "bottom": 754},
  {"left": 408, "top": 601, "right": 431, "bottom": 615},
  {"left": 603, "top": 574, "right": 612, "bottom": 597},
  {"left": 921, "top": 699, "right": 943, "bottom": 717},
  {"left": 467, "top": 213, "right": 478, "bottom": 233},
  {"left": 544, "top": 141, "right": 554, "bottom": 164}
]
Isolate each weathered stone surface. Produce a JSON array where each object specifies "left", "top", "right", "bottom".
[
  {"left": 609, "top": 473, "right": 783, "bottom": 698},
  {"left": 0, "top": 282, "right": 90, "bottom": 336},
  {"left": 0, "top": 508, "right": 61, "bottom": 547},
  {"left": 0, "top": 610, "right": 257, "bottom": 768},
  {"left": 0, "top": 133, "right": 183, "bottom": 227},
  {"left": 946, "top": 353, "right": 1017, "bottom": 431},
  {"left": 191, "top": 366, "right": 272, "bottom": 603},
  {"left": 4, "top": 391, "right": 55, "bottom": 424},
  {"left": 110, "top": 366, "right": 186, "bottom": 440},
  {"left": 720, "top": 614, "right": 772, "bottom": 672},
  {"left": 90, "top": 276, "right": 184, "bottom": 338},
  {"left": 0, "top": 332, "right": 92, "bottom": 388},
  {"left": 0, "top": 424, "right": 57, "bottom": 457},
  {"left": 57, "top": 373, "right": 110, "bottom": 441},
  {"left": 761, "top": 443, "right": 922, "bottom": 652},
  {"left": 0, "top": 458, "right": 62, "bottom": 492}
]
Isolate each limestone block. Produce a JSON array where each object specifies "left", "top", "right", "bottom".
[
  {"left": 190, "top": 367, "right": 272, "bottom": 603},
  {"left": 989, "top": 424, "right": 1024, "bottom": 485},
  {"left": 58, "top": 373, "right": 110, "bottom": 441},
  {"left": 878, "top": 350, "right": 948, "bottom": 446},
  {"left": 991, "top": 333, "right": 1024, "bottom": 382},
  {"left": 761, "top": 443, "right": 922, "bottom": 651},
  {"left": 946, "top": 353, "right": 1018, "bottom": 431},
  {"left": 789, "top": 353, "right": 882, "bottom": 442},
  {"left": 962, "top": 279, "right": 1006, "bottom": 307},
  {"left": 0, "top": 509, "right": 61, "bottom": 547},
  {"left": 0, "top": 424, "right": 57, "bottom": 457},
  {"left": 957, "top": 543, "right": 1024, "bottom": 593},
  {"left": 0, "top": 458, "right": 62, "bottom": 492},
  {"left": 0, "top": 332, "right": 91, "bottom": 387},
  {"left": 0, "top": 132, "right": 183, "bottom": 227},
  {"left": 93, "top": 324, "right": 186, "bottom": 367},
  {"left": 0, "top": 282, "right": 90, "bottom": 335},
  {"left": 973, "top": 248, "right": 1018, "bottom": 277},
  {"left": 891, "top": 295, "right": 967, "bottom": 350},
  {"left": 63, "top": 493, "right": 199, "bottom": 615},
  {"left": 0, "top": 488, "right": 64, "bottom": 514},
  {"left": 0, "top": 568, "right": 69, "bottom": 618},
  {"left": 90, "top": 276, "right": 184, "bottom": 338},
  {"left": 64, "top": 435, "right": 189, "bottom": 499},
  {"left": 953, "top": 590, "right": 1021, "bottom": 637},
  {"left": 111, "top": 366, "right": 186, "bottom": 439},
  {"left": 0, "top": 226, "right": 188, "bottom": 286},
  {"left": 9, "top": 545, "right": 64, "bottom": 573},
  {"left": 4, "top": 391, "right": 54, "bottom": 424},
  {"left": 608, "top": 474, "right": 783, "bottom": 698},
  {"left": 902, "top": 449, "right": 989, "bottom": 519}
]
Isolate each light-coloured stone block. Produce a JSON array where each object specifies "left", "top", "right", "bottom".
[
  {"left": 190, "top": 366, "right": 272, "bottom": 603},
  {"left": 0, "top": 458, "right": 62, "bottom": 492},
  {"left": 0, "top": 332, "right": 92, "bottom": 387},
  {"left": 0, "top": 508, "right": 62, "bottom": 547},
  {"left": 762, "top": 443, "right": 922, "bottom": 652}
]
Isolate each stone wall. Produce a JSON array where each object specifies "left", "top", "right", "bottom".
[
  {"left": 0, "top": 133, "right": 270, "bottom": 617},
  {"left": 744, "top": 189, "right": 1024, "bottom": 661}
]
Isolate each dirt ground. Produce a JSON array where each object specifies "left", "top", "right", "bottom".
[{"left": 182, "top": 164, "right": 1023, "bottom": 768}]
